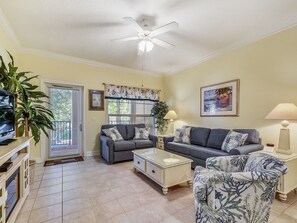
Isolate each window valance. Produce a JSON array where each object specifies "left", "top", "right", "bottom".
[{"left": 104, "top": 84, "right": 160, "bottom": 102}]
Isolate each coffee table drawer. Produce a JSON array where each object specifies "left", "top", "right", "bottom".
[
  {"left": 146, "top": 162, "right": 163, "bottom": 184},
  {"left": 134, "top": 155, "right": 146, "bottom": 172}
]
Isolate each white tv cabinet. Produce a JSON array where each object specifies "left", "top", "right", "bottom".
[{"left": 0, "top": 137, "right": 31, "bottom": 223}]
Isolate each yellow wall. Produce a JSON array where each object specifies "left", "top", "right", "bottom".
[
  {"left": 19, "top": 53, "right": 163, "bottom": 159},
  {"left": 164, "top": 26, "right": 297, "bottom": 151}
]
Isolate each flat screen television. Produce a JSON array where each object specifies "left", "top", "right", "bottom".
[{"left": 0, "top": 89, "right": 15, "bottom": 143}]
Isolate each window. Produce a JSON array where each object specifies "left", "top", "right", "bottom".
[{"left": 107, "top": 99, "right": 155, "bottom": 133}]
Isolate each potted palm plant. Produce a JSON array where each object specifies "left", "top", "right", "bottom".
[
  {"left": 0, "top": 51, "right": 54, "bottom": 182},
  {"left": 151, "top": 101, "right": 169, "bottom": 135}
]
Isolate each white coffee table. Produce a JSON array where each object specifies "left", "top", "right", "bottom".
[{"left": 132, "top": 148, "right": 193, "bottom": 195}]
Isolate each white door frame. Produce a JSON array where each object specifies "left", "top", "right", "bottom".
[{"left": 40, "top": 79, "right": 86, "bottom": 162}]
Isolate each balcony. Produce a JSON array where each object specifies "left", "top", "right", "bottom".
[{"left": 50, "top": 121, "right": 79, "bottom": 158}]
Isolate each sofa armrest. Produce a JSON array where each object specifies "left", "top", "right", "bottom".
[
  {"left": 100, "top": 135, "right": 115, "bottom": 164},
  {"left": 149, "top": 134, "right": 158, "bottom": 147},
  {"left": 206, "top": 155, "right": 249, "bottom": 172},
  {"left": 229, "top": 144, "right": 264, "bottom": 155},
  {"left": 163, "top": 136, "right": 174, "bottom": 146}
]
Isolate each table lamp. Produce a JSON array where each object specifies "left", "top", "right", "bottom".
[
  {"left": 265, "top": 103, "right": 297, "bottom": 155},
  {"left": 164, "top": 110, "right": 178, "bottom": 134}
]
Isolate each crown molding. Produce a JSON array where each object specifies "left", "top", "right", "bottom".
[
  {"left": 20, "top": 47, "right": 161, "bottom": 77},
  {"left": 0, "top": 7, "right": 21, "bottom": 47},
  {"left": 163, "top": 17, "right": 297, "bottom": 76}
]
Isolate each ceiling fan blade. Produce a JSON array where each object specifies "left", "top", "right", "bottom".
[
  {"left": 111, "top": 36, "right": 140, "bottom": 42},
  {"left": 150, "top": 22, "right": 178, "bottom": 37},
  {"left": 123, "top": 17, "right": 143, "bottom": 32},
  {"left": 151, "top": 38, "right": 175, "bottom": 49}
]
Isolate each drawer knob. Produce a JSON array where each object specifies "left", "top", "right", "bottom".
[
  {"left": 152, "top": 170, "right": 155, "bottom": 173},
  {"left": 137, "top": 161, "right": 140, "bottom": 164}
]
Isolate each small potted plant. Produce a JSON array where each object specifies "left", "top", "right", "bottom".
[{"left": 151, "top": 101, "right": 169, "bottom": 135}]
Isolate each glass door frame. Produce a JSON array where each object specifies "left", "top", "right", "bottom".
[{"left": 41, "top": 79, "right": 86, "bottom": 162}]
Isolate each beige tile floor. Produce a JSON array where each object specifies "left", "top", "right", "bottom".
[{"left": 16, "top": 156, "right": 297, "bottom": 223}]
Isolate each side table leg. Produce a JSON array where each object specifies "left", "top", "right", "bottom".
[
  {"left": 187, "top": 180, "right": 193, "bottom": 186},
  {"left": 132, "top": 167, "right": 137, "bottom": 172},
  {"left": 162, "top": 187, "right": 168, "bottom": 195},
  {"left": 279, "top": 193, "right": 287, "bottom": 202}
]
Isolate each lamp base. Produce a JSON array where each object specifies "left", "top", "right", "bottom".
[
  {"left": 167, "top": 121, "right": 175, "bottom": 134},
  {"left": 276, "top": 127, "right": 292, "bottom": 155}
]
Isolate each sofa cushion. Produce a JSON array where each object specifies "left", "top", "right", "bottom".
[
  {"left": 126, "top": 124, "right": 146, "bottom": 140},
  {"left": 221, "top": 130, "right": 248, "bottom": 152},
  {"left": 114, "top": 141, "right": 136, "bottom": 152},
  {"left": 134, "top": 140, "right": 153, "bottom": 149},
  {"left": 190, "top": 146, "right": 229, "bottom": 161},
  {"left": 206, "top": 129, "right": 230, "bottom": 149},
  {"left": 233, "top": 129, "right": 260, "bottom": 144},
  {"left": 190, "top": 127, "right": 211, "bottom": 146},
  {"left": 102, "top": 124, "right": 127, "bottom": 139},
  {"left": 166, "top": 142, "right": 194, "bottom": 155}
]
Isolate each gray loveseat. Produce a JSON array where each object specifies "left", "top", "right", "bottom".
[
  {"left": 163, "top": 127, "right": 263, "bottom": 168},
  {"left": 100, "top": 124, "right": 157, "bottom": 164}
]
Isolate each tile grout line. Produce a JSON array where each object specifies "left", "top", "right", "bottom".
[{"left": 26, "top": 173, "right": 40, "bottom": 223}]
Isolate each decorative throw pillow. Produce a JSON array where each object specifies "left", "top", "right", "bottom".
[
  {"left": 221, "top": 130, "right": 248, "bottom": 152},
  {"left": 102, "top": 126, "right": 124, "bottom": 141},
  {"left": 134, "top": 127, "right": 149, "bottom": 140},
  {"left": 173, "top": 126, "right": 191, "bottom": 144}
]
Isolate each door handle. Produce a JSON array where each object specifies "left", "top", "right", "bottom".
[{"left": 80, "top": 124, "right": 83, "bottom": 132}]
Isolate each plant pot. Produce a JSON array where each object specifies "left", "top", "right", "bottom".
[{"left": 29, "top": 160, "right": 36, "bottom": 184}]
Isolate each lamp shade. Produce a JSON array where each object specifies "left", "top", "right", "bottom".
[
  {"left": 265, "top": 103, "right": 297, "bottom": 120},
  {"left": 164, "top": 110, "right": 178, "bottom": 121}
]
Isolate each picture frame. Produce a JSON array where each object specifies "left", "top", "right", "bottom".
[
  {"left": 89, "top": 90, "right": 104, "bottom": 111},
  {"left": 200, "top": 79, "right": 239, "bottom": 117}
]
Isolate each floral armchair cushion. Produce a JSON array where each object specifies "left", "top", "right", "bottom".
[{"left": 193, "top": 154, "right": 288, "bottom": 223}]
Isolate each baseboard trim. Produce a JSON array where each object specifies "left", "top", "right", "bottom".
[
  {"left": 85, "top": 151, "right": 100, "bottom": 157},
  {"left": 30, "top": 158, "right": 43, "bottom": 164}
]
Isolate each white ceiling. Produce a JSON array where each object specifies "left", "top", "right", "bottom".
[{"left": 1, "top": 0, "right": 297, "bottom": 75}]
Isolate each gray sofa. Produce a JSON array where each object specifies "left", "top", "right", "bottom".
[
  {"left": 100, "top": 124, "right": 157, "bottom": 164},
  {"left": 163, "top": 127, "right": 263, "bottom": 168}
]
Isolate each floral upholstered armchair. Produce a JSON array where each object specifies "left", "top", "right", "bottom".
[{"left": 193, "top": 153, "right": 288, "bottom": 223}]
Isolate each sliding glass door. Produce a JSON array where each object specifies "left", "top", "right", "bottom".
[{"left": 48, "top": 86, "right": 83, "bottom": 158}]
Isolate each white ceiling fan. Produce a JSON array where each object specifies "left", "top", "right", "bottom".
[{"left": 111, "top": 17, "right": 178, "bottom": 55}]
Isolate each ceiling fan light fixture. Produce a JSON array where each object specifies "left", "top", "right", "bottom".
[
  {"left": 146, "top": 40, "right": 154, "bottom": 52},
  {"left": 138, "top": 40, "right": 154, "bottom": 52}
]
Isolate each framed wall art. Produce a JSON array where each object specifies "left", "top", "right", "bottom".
[
  {"left": 200, "top": 79, "right": 239, "bottom": 117},
  {"left": 89, "top": 90, "right": 104, "bottom": 111}
]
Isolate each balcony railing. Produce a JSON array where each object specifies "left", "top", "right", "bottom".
[{"left": 51, "top": 121, "right": 71, "bottom": 146}]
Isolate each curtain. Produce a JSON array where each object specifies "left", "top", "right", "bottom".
[{"left": 104, "top": 84, "right": 160, "bottom": 102}]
